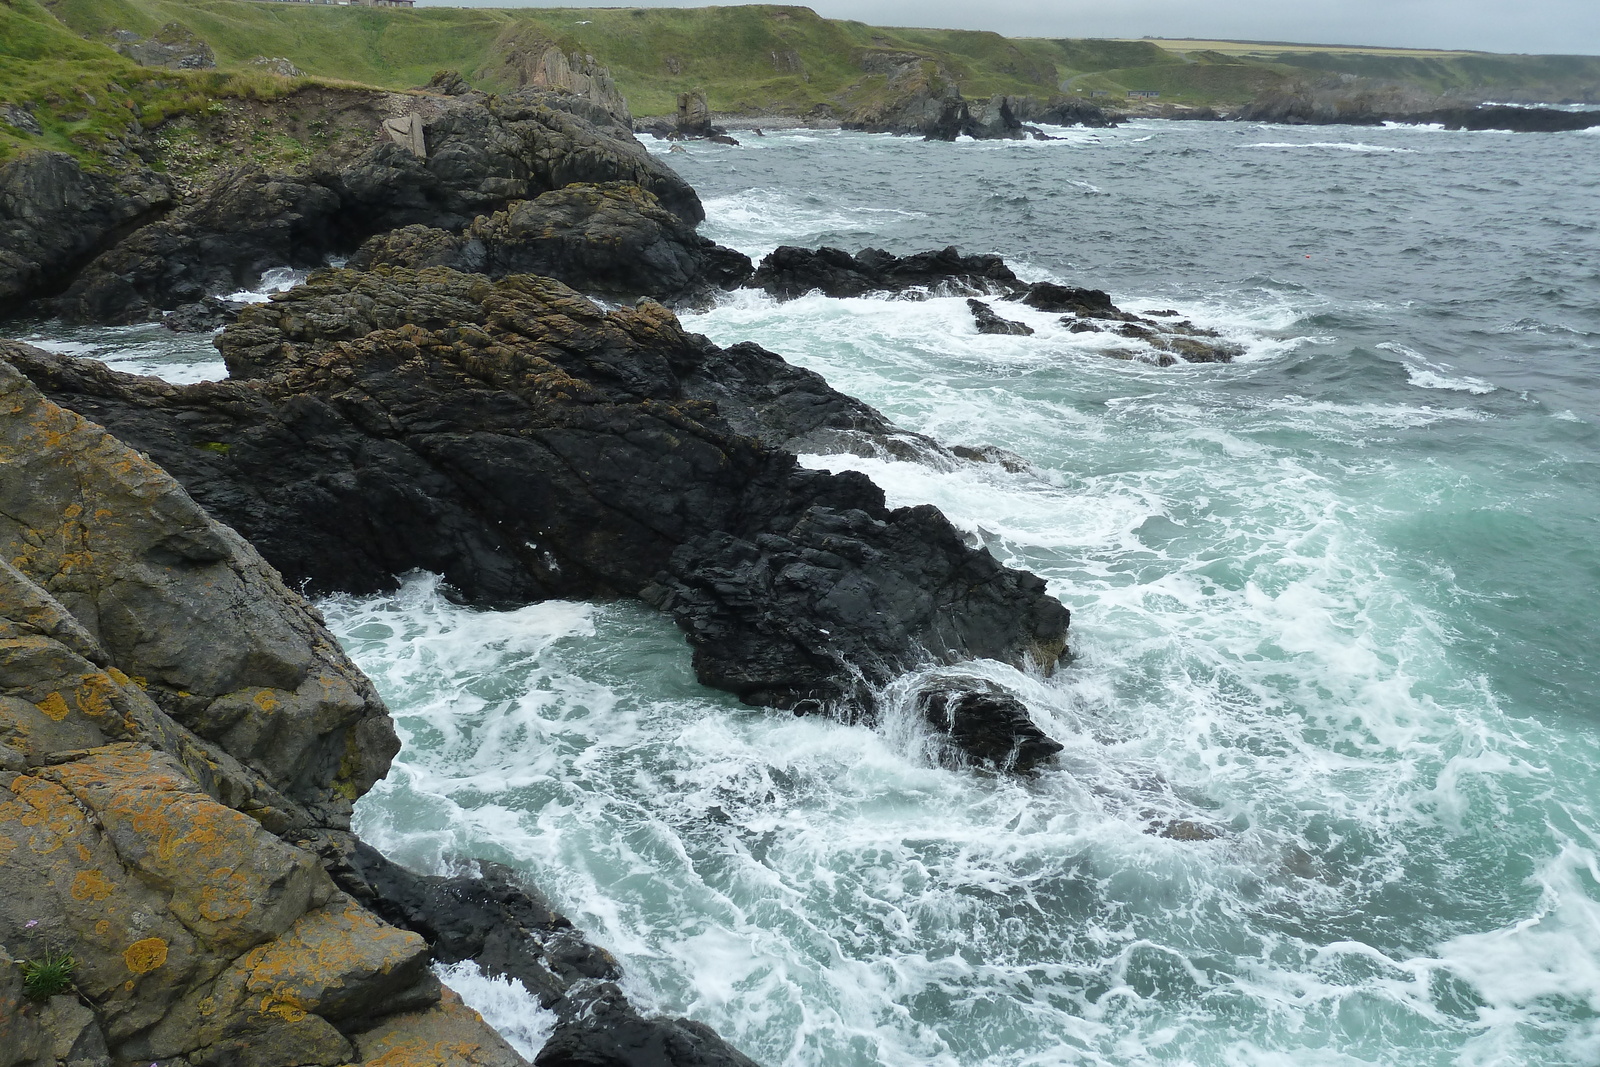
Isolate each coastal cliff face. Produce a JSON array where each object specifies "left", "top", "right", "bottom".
[
  {"left": 0, "top": 83, "right": 703, "bottom": 324},
  {"left": 0, "top": 360, "right": 525, "bottom": 1066}
]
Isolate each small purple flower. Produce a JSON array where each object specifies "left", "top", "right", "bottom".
[{"left": 23, "top": 920, "right": 38, "bottom": 928}]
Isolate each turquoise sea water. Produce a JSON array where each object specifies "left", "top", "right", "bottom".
[
  {"left": 23, "top": 119, "right": 1600, "bottom": 1065},
  {"left": 332, "top": 121, "right": 1600, "bottom": 1066}
]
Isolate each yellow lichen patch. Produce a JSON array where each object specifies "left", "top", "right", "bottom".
[
  {"left": 71, "top": 868, "right": 114, "bottom": 902},
  {"left": 95, "top": 920, "right": 110, "bottom": 936},
  {"left": 124, "top": 937, "right": 169, "bottom": 974},
  {"left": 252, "top": 689, "right": 280, "bottom": 712},
  {"left": 260, "top": 994, "right": 309, "bottom": 1023},
  {"left": 35, "top": 692, "right": 71, "bottom": 722},
  {"left": 196, "top": 874, "right": 255, "bottom": 923},
  {"left": 73, "top": 673, "right": 118, "bottom": 721}
]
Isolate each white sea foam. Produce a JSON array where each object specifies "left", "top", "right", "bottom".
[
  {"left": 328, "top": 125, "right": 1600, "bottom": 1067},
  {"left": 224, "top": 265, "right": 307, "bottom": 304},
  {"left": 1377, "top": 341, "right": 1497, "bottom": 394},
  {"left": 434, "top": 960, "right": 559, "bottom": 1058},
  {"left": 1241, "top": 142, "right": 1418, "bottom": 153},
  {"left": 698, "top": 189, "right": 927, "bottom": 259},
  {"left": 20, "top": 326, "right": 227, "bottom": 383}
]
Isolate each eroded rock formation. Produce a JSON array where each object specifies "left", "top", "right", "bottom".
[
  {"left": 4, "top": 266, "right": 1070, "bottom": 714},
  {"left": 351, "top": 181, "right": 752, "bottom": 304},
  {"left": 20, "top": 87, "right": 699, "bottom": 325}
]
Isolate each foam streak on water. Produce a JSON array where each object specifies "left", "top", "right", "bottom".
[{"left": 315, "top": 122, "right": 1600, "bottom": 1066}]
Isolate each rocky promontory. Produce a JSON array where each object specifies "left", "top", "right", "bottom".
[
  {"left": 5, "top": 263, "right": 1069, "bottom": 714},
  {"left": 1, "top": 56, "right": 1085, "bottom": 1064}
]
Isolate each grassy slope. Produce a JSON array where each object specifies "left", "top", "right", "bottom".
[{"left": 0, "top": 0, "right": 319, "bottom": 164}]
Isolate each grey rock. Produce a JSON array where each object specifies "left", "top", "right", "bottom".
[
  {"left": 111, "top": 22, "right": 216, "bottom": 71},
  {"left": 0, "top": 152, "right": 172, "bottom": 315}
]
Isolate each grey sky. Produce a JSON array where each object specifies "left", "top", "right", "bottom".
[{"left": 415, "top": 1, "right": 1600, "bottom": 56}]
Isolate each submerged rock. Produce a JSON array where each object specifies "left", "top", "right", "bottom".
[
  {"left": 968, "top": 298, "right": 1033, "bottom": 335},
  {"left": 351, "top": 181, "right": 751, "bottom": 304},
  {"left": 750, "top": 244, "right": 1020, "bottom": 300}
]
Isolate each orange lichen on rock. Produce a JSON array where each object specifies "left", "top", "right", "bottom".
[{"left": 123, "top": 937, "right": 169, "bottom": 974}]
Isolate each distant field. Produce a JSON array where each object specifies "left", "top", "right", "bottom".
[{"left": 1133, "top": 39, "right": 1482, "bottom": 59}]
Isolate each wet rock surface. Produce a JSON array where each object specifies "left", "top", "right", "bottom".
[
  {"left": 913, "top": 676, "right": 1064, "bottom": 772},
  {"left": 4, "top": 266, "right": 1069, "bottom": 714},
  {"left": 968, "top": 298, "right": 1033, "bottom": 335},
  {"left": 351, "top": 181, "right": 751, "bottom": 304},
  {"left": 749, "top": 244, "right": 1020, "bottom": 299}
]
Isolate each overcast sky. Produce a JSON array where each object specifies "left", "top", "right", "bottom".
[{"left": 418, "top": 1, "right": 1600, "bottom": 56}]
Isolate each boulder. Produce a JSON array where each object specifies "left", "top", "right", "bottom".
[
  {"left": 351, "top": 181, "right": 751, "bottom": 304},
  {"left": 6, "top": 266, "right": 1070, "bottom": 718},
  {"left": 913, "top": 676, "right": 1063, "bottom": 772},
  {"left": 49, "top": 90, "right": 701, "bottom": 324},
  {"left": 750, "top": 245, "right": 1021, "bottom": 300},
  {"left": 249, "top": 56, "right": 305, "bottom": 78}
]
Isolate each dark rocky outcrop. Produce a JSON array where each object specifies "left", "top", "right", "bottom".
[
  {"left": 0, "top": 152, "right": 173, "bottom": 316},
  {"left": 535, "top": 995, "right": 763, "bottom": 1067},
  {"left": 4, "top": 266, "right": 1070, "bottom": 716},
  {"left": 1018, "top": 281, "right": 1120, "bottom": 316},
  {"left": 350, "top": 181, "right": 752, "bottom": 304},
  {"left": 750, "top": 245, "right": 1020, "bottom": 300},
  {"left": 841, "top": 56, "right": 1112, "bottom": 140},
  {"left": 45, "top": 89, "right": 700, "bottom": 324},
  {"left": 304, "top": 831, "right": 619, "bottom": 1008},
  {"left": 914, "top": 676, "right": 1063, "bottom": 772},
  {"left": 1234, "top": 84, "right": 1600, "bottom": 132},
  {"left": 968, "top": 298, "right": 1033, "bottom": 335}
]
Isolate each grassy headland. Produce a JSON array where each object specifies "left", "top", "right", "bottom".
[{"left": 3, "top": 1, "right": 1598, "bottom": 166}]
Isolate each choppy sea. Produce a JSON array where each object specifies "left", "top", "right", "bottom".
[{"left": 18, "top": 119, "right": 1600, "bottom": 1066}]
